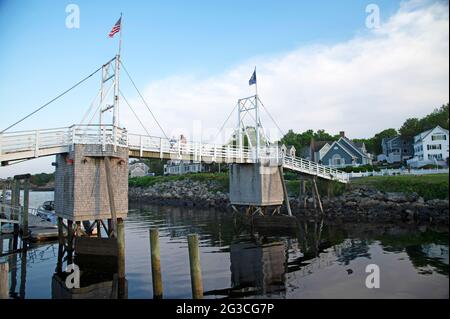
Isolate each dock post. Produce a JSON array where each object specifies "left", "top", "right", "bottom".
[
  {"left": 312, "top": 177, "right": 324, "bottom": 214},
  {"left": 22, "top": 177, "right": 30, "bottom": 239},
  {"left": 117, "top": 218, "right": 125, "bottom": 279},
  {"left": 0, "top": 261, "right": 8, "bottom": 299},
  {"left": 13, "top": 179, "right": 20, "bottom": 234},
  {"left": 19, "top": 246, "right": 27, "bottom": 299},
  {"left": 117, "top": 218, "right": 127, "bottom": 299},
  {"left": 188, "top": 234, "right": 203, "bottom": 299},
  {"left": 1, "top": 182, "right": 6, "bottom": 214},
  {"left": 149, "top": 228, "right": 163, "bottom": 299},
  {"left": 278, "top": 166, "right": 292, "bottom": 216},
  {"left": 67, "top": 220, "right": 74, "bottom": 264}
]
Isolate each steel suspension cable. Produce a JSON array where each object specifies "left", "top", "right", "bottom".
[
  {"left": 0, "top": 59, "right": 113, "bottom": 134},
  {"left": 119, "top": 61, "right": 169, "bottom": 140},
  {"left": 120, "top": 90, "right": 152, "bottom": 137}
]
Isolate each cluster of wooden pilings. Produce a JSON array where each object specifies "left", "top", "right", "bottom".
[
  {"left": 297, "top": 175, "right": 336, "bottom": 214},
  {"left": 0, "top": 174, "right": 31, "bottom": 238},
  {"left": 149, "top": 228, "right": 204, "bottom": 299}
]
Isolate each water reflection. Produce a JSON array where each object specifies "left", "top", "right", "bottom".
[{"left": 0, "top": 200, "right": 448, "bottom": 299}]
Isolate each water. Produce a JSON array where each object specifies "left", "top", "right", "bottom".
[{"left": 0, "top": 191, "right": 448, "bottom": 299}]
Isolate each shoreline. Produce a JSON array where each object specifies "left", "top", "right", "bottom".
[{"left": 129, "top": 179, "right": 449, "bottom": 225}]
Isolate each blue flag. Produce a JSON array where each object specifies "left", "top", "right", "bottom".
[{"left": 249, "top": 70, "right": 256, "bottom": 86}]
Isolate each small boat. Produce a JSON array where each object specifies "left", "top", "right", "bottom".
[{"left": 37, "top": 200, "right": 57, "bottom": 224}]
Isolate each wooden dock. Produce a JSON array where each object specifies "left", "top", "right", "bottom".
[{"left": 1, "top": 213, "right": 62, "bottom": 242}]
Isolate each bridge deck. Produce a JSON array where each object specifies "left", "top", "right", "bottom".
[{"left": 0, "top": 125, "right": 349, "bottom": 183}]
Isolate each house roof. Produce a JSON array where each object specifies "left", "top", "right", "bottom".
[
  {"left": 415, "top": 125, "right": 449, "bottom": 142},
  {"left": 322, "top": 140, "right": 357, "bottom": 160},
  {"left": 339, "top": 137, "right": 369, "bottom": 158},
  {"left": 310, "top": 140, "right": 332, "bottom": 153}
]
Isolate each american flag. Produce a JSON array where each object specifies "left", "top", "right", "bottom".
[{"left": 109, "top": 17, "right": 121, "bottom": 38}]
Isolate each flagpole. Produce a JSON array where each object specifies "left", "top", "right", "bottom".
[
  {"left": 254, "top": 66, "right": 260, "bottom": 162},
  {"left": 118, "top": 12, "right": 123, "bottom": 58},
  {"left": 113, "top": 13, "right": 123, "bottom": 142}
]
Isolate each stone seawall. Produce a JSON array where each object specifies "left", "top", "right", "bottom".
[{"left": 129, "top": 179, "right": 449, "bottom": 224}]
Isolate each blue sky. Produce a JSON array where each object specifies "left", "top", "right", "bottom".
[
  {"left": 0, "top": 0, "right": 401, "bottom": 131},
  {"left": 0, "top": 0, "right": 448, "bottom": 177}
]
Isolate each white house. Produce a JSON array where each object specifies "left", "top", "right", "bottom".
[
  {"left": 129, "top": 162, "right": 150, "bottom": 177},
  {"left": 407, "top": 126, "right": 449, "bottom": 168},
  {"left": 164, "top": 160, "right": 211, "bottom": 175}
]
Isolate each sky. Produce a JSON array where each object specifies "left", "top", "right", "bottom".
[{"left": 0, "top": 0, "right": 448, "bottom": 177}]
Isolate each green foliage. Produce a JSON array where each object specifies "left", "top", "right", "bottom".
[
  {"left": 129, "top": 172, "right": 229, "bottom": 192},
  {"left": 279, "top": 129, "right": 338, "bottom": 152},
  {"left": 351, "top": 174, "right": 449, "bottom": 200},
  {"left": 399, "top": 103, "right": 449, "bottom": 138},
  {"left": 286, "top": 179, "right": 346, "bottom": 197},
  {"left": 340, "top": 164, "right": 381, "bottom": 173},
  {"left": 30, "top": 173, "right": 54, "bottom": 187}
]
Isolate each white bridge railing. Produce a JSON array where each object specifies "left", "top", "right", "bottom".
[{"left": 0, "top": 125, "right": 348, "bottom": 183}]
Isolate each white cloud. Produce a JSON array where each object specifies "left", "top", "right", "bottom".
[{"left": 121, "top": 0, "right": 449, "bottom": 144}]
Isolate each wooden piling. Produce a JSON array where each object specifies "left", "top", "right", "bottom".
[
  {"left": 22, "top": 178, "right": 30, "bottom": 239},
  {"left": 278, "top": 166, "right": 292, "bottom": 216},
  {"left": 57, "top": 217, "right": 64, "bottom": 245},
  {"left": 149, "top": 228, "right": 163, "bottom": 299},
  {"left": 104, "top": 157, "right": 117, "bottom": 237},
  {"left": 312, "top": 177, "right": 324, "bottom": 214},
  {"left": 0, "top": 262, "right": 8, "bottom": 299},
  {"left": 13, "top": 179, "right": 20, "bottom": 234},
  {"left": 188, "top": 234, "right": 203, "bottom": 299},
  {"left": 1, "top": 183, "right": 6, "bottom": 214},
  {"left": 117, "top": 218, "right": 125, "bottom": 279}
]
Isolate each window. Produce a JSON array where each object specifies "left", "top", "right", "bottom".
[
  {"left": 427, "top": 144, "right": 442, "bottom": 150},
  {"left": 428, "top": 154, "right": 443, "bottom": 160},
  {"left": 331, "top": 154, "right": 343, "bottom": 166},
  {"left": 431, "top": 134, "right": 446, "bottom": 141}
]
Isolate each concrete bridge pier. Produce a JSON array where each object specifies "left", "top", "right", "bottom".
[{"left": 229, "top": 162, "right": 292, "bottom": 216}]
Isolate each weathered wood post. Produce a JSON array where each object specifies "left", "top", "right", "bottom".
[
  {"left": 278, "top": 166, "right": 292, "bottom": 216},
  {"left": 312, "top": 177, "right": 324, "bottom": 214},
  {"left": 149, "top": 228, "right": 163, "bottom": 299},
  {"left": 13, "top": 179, "right": 20, "bottom": 234},
  {"left": 117, "top": 218, "right": 127, "bottom": 299},
  {"left": 1, "top": 182, "right": 6, "bottom": 214},
  {"left": 188, "top": 234, "right": 203, "bottom": 299},
  {"left": 66, "top": 220, "right": 74, "bottom": 264},
  {"left": 19, "top": 247, "right": 27, "bottom": 298},
  {"left": 117, "top": 218, "right": 125, "bottom": 279},
  {"left": 22, "top": 177, "right": 30, "bottom": 239},
  {"left": 0, "top": 261, "right": 8, "bottom": 299}
]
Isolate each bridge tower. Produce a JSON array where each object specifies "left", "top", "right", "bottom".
[
  {"left": 229, "top": 95, "right": 291, "bottom": 216},
  {"left": 53, "top": 55, "right": 128, "bottom": 294}
]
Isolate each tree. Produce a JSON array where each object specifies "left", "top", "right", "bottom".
[{"left": 399, "top": 118, "right": 421, "bottom": 138}]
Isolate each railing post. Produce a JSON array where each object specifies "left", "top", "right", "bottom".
[
  {"left": 71, "top": 126, "right": 76, "bottom": 151},
  {"left": 34, "top": 130, "right": 39, "bottom": 158},
  {"left": 159, "top": 138, "right": 163, "bottom": 159}
]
